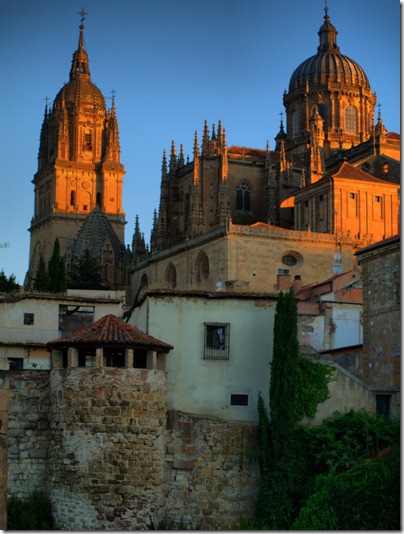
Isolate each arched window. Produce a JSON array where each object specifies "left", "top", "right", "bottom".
[
  {"left": 165, "top": 263, "right": 177, "bottom": 289},
  {"left": 70, "top": 190, "right": 76, "bottom": 207},
  {"left": 236, "top": 182, "right": 251, "bottom": 212},
  {"left": 196, "top": 251, "right": 210, "bottom": 282},
  {"left": 292, "top": 110, "right": 299, "bottom": 138},
  {"left": 345, "top": 106, "right": 357, "bottom": 134},
  {"left": 140, "top": 273, "right": 149, "bottom": 288},
  {"left": 96, "top": 192, "right": 101, "bottom": 207},
  {"left": 84, "top": 129, "right": 92, "bottom": 150},
  {"left": 317, "top": 104, "right": 328, "bottom": 130}
]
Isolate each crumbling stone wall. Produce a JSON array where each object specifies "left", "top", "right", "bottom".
[
  {"left": 49, "top": 367, "right": 167, "bottom": 530},
  {"left": 6, "top": 369, "right": 260, "bottom": 530},
  {"left": 7, "top": 371, "right": 51, "bottom": 499},
  {"left": 162, "top": 410, "right": 259, "bottom": 530}
]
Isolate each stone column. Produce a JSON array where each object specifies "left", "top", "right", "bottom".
[
  {"left": 67, "top": 347, "right": 79, "bottom": 368},
  {"left": 125, "top": 348, "right": 134, "bottom": 368},
  {"left": 95, "top": 347, "right": 103, "bottom": 368},
  {"left": 152, "top": 351, "right": 157, "bottom": 370}
]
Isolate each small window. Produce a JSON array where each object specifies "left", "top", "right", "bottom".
[
  {"left": 204, "top": 322, "right": 230, "bottom": 360},
  {"left": 70, "top": 190, "right": 76, "bottom": 207},
  {"left": 230, "top": 394, "right": 249, "bottom": 406},
  {"left": 24, "top": 313, "right": 34, "bottom": 326},
  {"left": 349, "top": 193, "right": 356, "bottom": 200},
  {"left": 375, "top": 196, "right": 382, "bottom": 203},
  {"left": 8, "top": 358, "right": 24, "bottom": 370}
]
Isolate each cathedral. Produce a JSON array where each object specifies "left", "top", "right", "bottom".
[{"left": 27, "top": 7, "right": 400, "bottom": 297}]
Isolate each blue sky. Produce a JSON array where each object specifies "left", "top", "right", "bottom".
[{"left": 0, "top": 0, "right": 401, "bottom": 284}]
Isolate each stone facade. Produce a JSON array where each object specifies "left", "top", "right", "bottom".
[{"left": 356, "top": 235, "right": 400, "bottom": 392}]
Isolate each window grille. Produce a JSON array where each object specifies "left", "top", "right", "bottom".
[{"left": 204, "top": 322, "right": 230, "bottom": 360}]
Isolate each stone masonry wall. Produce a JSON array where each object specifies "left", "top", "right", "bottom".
[
  {"left": 49, "top": 367, "right": 167, "bottom": 530},
  {"left": 7, "top": 371, "right": 51, "bottom": 499},
  {"left": 6, "top": 369, "right": 260, "bottom": 530},
  {"left": 162, "top": 410, "right": 259, "bottom": 530}
]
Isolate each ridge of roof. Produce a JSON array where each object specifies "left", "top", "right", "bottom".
[{"left": 47, "top": 313, "right": 173, "bottom": 351}]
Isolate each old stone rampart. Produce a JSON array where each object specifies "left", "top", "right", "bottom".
[
  {"left": 7, "top": 371, "right": 51, "bottom": 498},
  {"left": 5, "top": 368, "right": 259, "bottom": 530}
]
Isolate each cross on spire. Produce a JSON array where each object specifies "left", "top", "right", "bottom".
[
  {"left": 279, "top": 111, "right": 284, "bottom": 123},
  {"left": 78, "top": 8, "right": 88, "bottom": 25}
]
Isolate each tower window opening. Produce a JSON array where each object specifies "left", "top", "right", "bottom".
[
  {"left": 236, "top": 182, "right": 251, "bottom": 212},
  {"left": 96, "top": 193, "right": 101, "bottom": 207},
  {"left": 84, "top": 130, "right": 92, "bottom": 150},
  {"left": 345, "top": 106, "right": 358, "bottom": 134},
  {"left": 70, "top": 190, "right": 76, "bottom": 207}
]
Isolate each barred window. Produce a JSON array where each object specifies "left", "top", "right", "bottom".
[{"left": 204, "top": 322, "right": 230, "bottom": 360}]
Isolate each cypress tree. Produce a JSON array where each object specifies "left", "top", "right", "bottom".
[
  {"left": 33, "top": 254, "right": 49, "bottom": 292},
  {"left": 47, "top": 238, "right": 67, "bottom": 293},
  {"left": 269, "top": 288, "right": 299, "bottom": 460}
]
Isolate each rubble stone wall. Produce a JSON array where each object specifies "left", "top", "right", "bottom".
[
  {"left": 6, "top": 369, "right": 259, "bottom": 530},
  {"left": 7, "top": 371, "right": 51, "bottom": 499}
]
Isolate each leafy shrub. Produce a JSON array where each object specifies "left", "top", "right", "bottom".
[
  {"left": 293, "top": 447, "right": 400, "bottom": 530},
  {"left": 302, "top": 409, "right": 400, "bottom": 474},
  {"left": 7, "top": 491, "right": 53, "bottom": 530}
]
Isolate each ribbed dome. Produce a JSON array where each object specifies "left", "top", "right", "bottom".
[
  {"left": 55, "top": 79, "right": 106, "bottom": 111},
  {"left": 288, "top": 9, "right": 371, "bottom": 91},
  {"left": 54, "top": 21, "right": 106, "bottom": 111},
  {"left": 289, "top": 52, "right": 371, "bottom": 90}
]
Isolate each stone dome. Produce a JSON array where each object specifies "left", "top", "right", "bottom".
[
  {"left": 288, "top": 9, "right": 371, "bottom": 91},
  {"left": 55, "top": 79, "right": 106, "bottom": 111},
  {"left": 54, "top": 22, "right": 106, "bottom": 111}
]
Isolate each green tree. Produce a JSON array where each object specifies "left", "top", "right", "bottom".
[
  {"left": 33, "top": 254, "right": 49, "bottom": 292},
  {"left": 67, "top": 248, "right": 103, "bottom": 289},
  {"left": 0, "top": 270, "right": 20, "bottom": 293},
  {"left": 47, "top": 238, "right": 66, "bottom": 293},
  {"left": 255, "top": 289, "right": 333, "bottom": 529}
]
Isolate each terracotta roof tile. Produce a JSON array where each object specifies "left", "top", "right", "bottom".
[
  {"left": 47, "top": 314, "right": 173, "bottom": 352},
  {"left": 326, "top": 161, "right": 395, "bottom": 184}
]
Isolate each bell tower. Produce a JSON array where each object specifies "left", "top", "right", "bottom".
[{"left": 28, "top": 10, "right": 126, "bottom": 279}]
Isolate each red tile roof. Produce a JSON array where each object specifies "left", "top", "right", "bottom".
[
  {"left": 47, "top": 314, "right": 173, "bottom": 352},
  {"left": 327, "top": 161, "right": 394, "bottom": 184}
]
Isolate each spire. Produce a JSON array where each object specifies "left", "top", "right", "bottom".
[
  {"left": 70, "top": 9, "right": 91, "bottom": 81},
  {"left": 178, "top": 143, "right": 185, "bottom": 166},
  {"left": 169, "top": 140, "right": 177, "bottom": 173},
  {"left": 202, "top": 120, "right": 210, "bottom": 153},
  {"left": 193, "top": 131, "right": 199, "bottom": 158},
  {"left": 318, "top": 3, "right": 339, "bottom": 52}
]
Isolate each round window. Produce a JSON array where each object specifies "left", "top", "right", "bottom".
[{"left": 281, "top": 252, "right": 302, "bottom": 267}]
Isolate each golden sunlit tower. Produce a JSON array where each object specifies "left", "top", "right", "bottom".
[{"left": 28, "top": 10, "right": 126, "bottom": 278}]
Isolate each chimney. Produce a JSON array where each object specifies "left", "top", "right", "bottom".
[
  {"left": 293, "top": 274, "right": 302, "bottom": 293},
  {"left": 276, "top": 269, "right": 291, "bottom": 291}
]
